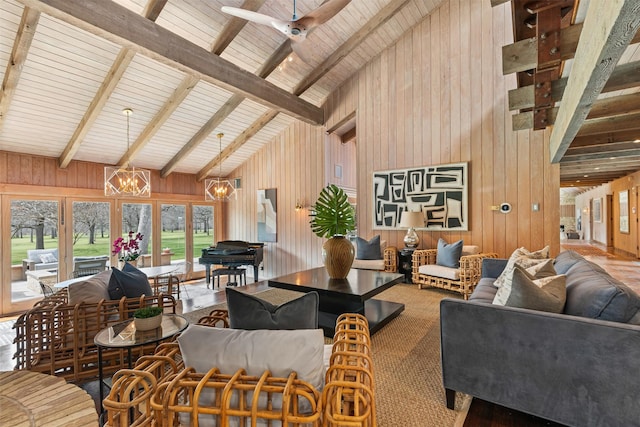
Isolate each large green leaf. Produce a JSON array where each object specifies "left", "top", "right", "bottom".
[{"left": 309, "top": 184, "right": 355, "bottom": 238}]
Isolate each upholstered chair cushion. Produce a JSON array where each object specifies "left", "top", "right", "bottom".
[
  {"left": 436, "top": 238, "right": 464, "bottom": 268},
  {"left": 226, "top": 287, "right": 319, "bottom": 329},
  {"left": 108, "top": 264, "right": 152, "bottom": 299},
  {"left": 355, "top": 235, "right": 382, "bottom": 260},
  {"left": 68, "top": 269, "right": 112, "bottom": 304}
]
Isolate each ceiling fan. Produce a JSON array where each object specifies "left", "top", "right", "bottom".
[{"left": 221, "top": 0, "right": 351, "bottom": 62}]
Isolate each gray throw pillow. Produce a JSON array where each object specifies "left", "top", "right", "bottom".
[
  {"left": 226, "top": 287, "right": 319, "bottom": 330},
  {"left": 355, "top": 235, "right": 382, "bottom": 260},
  {"left": 436, "top": 238, "right": 463, "bottom": 268},
  {"left": 108, "top": 264, "right": 152, "bottom": 299},
  {"left": 503, "top": 265, "right": 566, "bottom": 313}
]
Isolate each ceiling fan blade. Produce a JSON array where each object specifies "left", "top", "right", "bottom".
[
  {"left": 291, "top": 38, "right": 316, "bottom": 64},
  {"left": 297, "top": 0, "right": 351, "bottom": 28},
  {"left": 221, "top": 6, "right": 282, "bottom": 27}
]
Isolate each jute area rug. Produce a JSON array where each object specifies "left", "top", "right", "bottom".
[{"left": 183, "top": 284, "right": 469, "bottom": 426}]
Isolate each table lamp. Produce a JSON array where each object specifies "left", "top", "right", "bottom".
[{"left": 398, "top": 211, "right": 424, "bottom": 249}]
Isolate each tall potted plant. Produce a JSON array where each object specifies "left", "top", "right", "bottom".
[{"left": 310, "top": 184, "right": 356, "bottom": 279}]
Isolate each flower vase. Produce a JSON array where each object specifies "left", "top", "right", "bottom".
[
  {"left": 322, "top": 235, "right": 355, "bottom": 279},
  {"left": 119, "top": 259, "right": 137, "bottom": 269}
]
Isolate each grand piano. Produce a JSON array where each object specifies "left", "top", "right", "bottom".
[{"left": 199, "top": 240, "right": 264, "bottom": 286}]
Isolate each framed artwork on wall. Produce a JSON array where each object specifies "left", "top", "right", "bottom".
[
  {"left": 593, "top": 198, "right": 602, "bottom": 223},
  {"left": 257, "top": 188, "right": 277, "bottom": 242},
  {"left": 619, "top": 190, "right": 629, "bottom": 234},
  {"left": 372, "top": 162, "right": 468, "bottom": 231}
]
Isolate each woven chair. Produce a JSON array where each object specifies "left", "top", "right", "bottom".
[
  {"left": 39, "top": 281, "right": 55, "bottom": 297},
  {"left": 71, "top": 267, "right": 103, "bottom": 278},
  {"left": 153, "top": 273, "right": 180, "bottom": 299},
  {"left": 174, "top": 261, "right": 191, "bottom": 299},
  {"left": 412, "top": 246, "right": 498, "bottom": 299}
]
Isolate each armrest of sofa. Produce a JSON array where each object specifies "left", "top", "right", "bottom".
[
  {"left": 440, "top": 298, "right": 640, "bottom": 426},
  {"left": 412, "top": 249, "right": 437, "bottom": 267}
]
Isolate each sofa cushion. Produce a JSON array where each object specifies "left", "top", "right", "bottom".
[
  {"left": 226, "top": 287, "right": 319, "bottom": 330},
  {"left": 469, "top": 279, "right": 499, "bottom": 302},
  {"left": 436, "top": 238, "right": 464, "bottom": 268},
  {"left": 68, "top": 270, "right": 112, "bottom": 304},
  {"left": 553, "top": 250, "right": 585, "bottom": 274},
  {"left": 40, "top": 253, "right": 57, "bottom": 263},
  {"left": 177, "top": 325, "right": 325, "bottom": 423},
  {"left": 492, "top": 259, "right": 556, "bottom": 306},
  {"left": 564, "top": 259, "right": 640, "bottom": 323},
  {"left": 493, "top": 246, "right": 550, "bottom": 289},
  {"left": 108, "top": 264, "right": 152, "bottom": 299},
  {"left": 418, "top": 264, "right": 460, "bottom": 281},
  {"left": 26, "top": 248, "right": 59, "bottom": 263},
  {"left": 497, "top": 265, "right": 566, "bottom": 313},
  {"left": 355, "top": 235, "right": 382, "bottom": 260}
]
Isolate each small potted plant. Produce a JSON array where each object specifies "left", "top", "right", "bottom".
[
  {"left": 133, "top": 306, "right": 163, "bottom": 331},
  {"left": 309, "top": 184, "right": 356, "bottom": 279}
]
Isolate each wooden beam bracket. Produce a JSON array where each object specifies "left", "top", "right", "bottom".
[{"left": 536, "top": 6, "right": 562, "bottom": 71}]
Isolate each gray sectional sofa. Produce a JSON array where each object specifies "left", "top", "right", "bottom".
[{"left": 440, "top": 250, "right": 640, "bottom": 427}]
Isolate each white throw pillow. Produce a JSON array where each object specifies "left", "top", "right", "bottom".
[
  {"left": 493, "top": 246, "right": 550, "bottom": 289},
  {"left": 40, "top": 253, "right": 57, "bottom": 263},
  {"left": 494, "top": 264, "right": 566, "bottom": 313}
]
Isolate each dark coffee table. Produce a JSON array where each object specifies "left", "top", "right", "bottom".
[{"left": 268, "top": 267, "right": 404, "bottom": 336}]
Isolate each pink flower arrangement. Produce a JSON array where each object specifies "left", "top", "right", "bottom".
[{"left": 112, "top": 231, "right": 144, "bottom": 262}]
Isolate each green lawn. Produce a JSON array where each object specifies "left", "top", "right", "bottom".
[{"left": 10, "top": 232, "right": 215, "bottom": 265}]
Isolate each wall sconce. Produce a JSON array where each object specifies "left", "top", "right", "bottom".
[{"left": 295, "top": 200, "right": 304, "bottom": 211}]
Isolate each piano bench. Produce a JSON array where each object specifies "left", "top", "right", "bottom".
[{"left": 210, "top": 267, "right": 247, "bottom": 288}]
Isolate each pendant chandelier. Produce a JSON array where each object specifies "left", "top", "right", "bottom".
[
  {"left": 205, "top": 132, "right": 236, "bottom": 201},
  {"left": 104, "top": 108, "right": 151, "bottom": 197}
]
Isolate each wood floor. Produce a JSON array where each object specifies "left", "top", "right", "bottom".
[{"left": 462, "top": 240, "right": 640, "bottom": 427}]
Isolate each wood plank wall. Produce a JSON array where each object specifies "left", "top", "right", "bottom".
[
  {"left": 225, "top": 121, "right": 327, "bottom": 278},
  {"left": 226, "top": 0, "right": 561, "bottom": 279},
  {"left": 576, "top": 172, "right": 640, "bottom": 257},
  {"left": 325, "top": 0, "right": 560, "bottom": 259}
]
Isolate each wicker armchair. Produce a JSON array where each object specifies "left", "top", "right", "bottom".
[
  {"left": 103, "top": 312, "right": 376, "bottom": 427},
  {"left": 13, "top": 291, "right": 177, "bottom": 382},
  {"left": 412, "top": 246, "right": 498, "bottom": 299}
]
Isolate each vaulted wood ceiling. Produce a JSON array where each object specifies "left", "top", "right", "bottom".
[
  {"left": 494, "top": 0, "right": 640, "bottom": 188},
  {"left": 0, "top": 0, "right": 447, "bottom": 180},
  {"left": 2, "top": 0, "right": 639, "bottom": 189}
]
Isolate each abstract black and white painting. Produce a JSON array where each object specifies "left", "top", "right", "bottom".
[{"left": 373, "top": 162, "right": 468, "bottom": 231}]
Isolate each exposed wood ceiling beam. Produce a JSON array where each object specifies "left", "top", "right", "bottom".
[
  {"left": 503, "top": 22, "right": 640, "bottom": 75},
  {"left": 18, "top": 0, "right": 323, "bottom": 126},
  {"left": 58, "top": 0, "right": 168, "bottom": 169},
  {"left": 211, "top": 0, "right": 266, "bottom": 55},
  {"left": 549, "top": 0, "right": 640, "bottom": 163},
  {"left": 58, "top": 49, "right": 136, "bottom": 168},
  {"left": 564, "top": 141, "right": 640, "bottom": 156},
  {"left": 509, "top": 60, "right": 640, "bottom": 111},
  {"left": 187, "top": 0, "right": 409, "bottom": 181},
  {"left": 118, "top": 75, "right": 199, "bottom": 167},
  {"left": 295, "top": 0, "right": 412, "bottom": 95},
  {"left": 119, "top": 0, "right": 263, "bottom": 169},
  {"left": 511, "top": 92, "right": 640, "bottom": 130},
  {"left": 570, "top": 129, "right": 640, "bottom": 148},
  {"left": 575, "top": 111, "right": 640, "bottom": 137},
  {"left": 196, "top": 110, "right": 279, "bottom": 181},
  {"left": 160, "top": 41, "right": 293, "bottom": 178},
  {"left": 561, "top": 147, "right": 640, "bottom": 162},
  {"left": 0, "top": 7, "right": 40, "bottom": 131}
]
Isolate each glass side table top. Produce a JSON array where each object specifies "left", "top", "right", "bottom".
[{"left": 94, "top": 314, "right": 188, "bottom": 349}]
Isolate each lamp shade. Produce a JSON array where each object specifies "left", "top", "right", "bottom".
[{"left": 399, "top": 211, "right": 424, "bottom": 229}]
